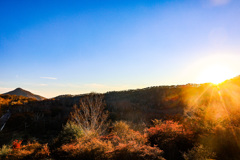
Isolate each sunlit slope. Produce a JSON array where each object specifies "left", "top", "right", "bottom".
[
  {"left": 182, "top": 75, "right": 240, "bottom": 126},
  {"left": 0, "top": 94, "right": 37, "bottom": 106}
]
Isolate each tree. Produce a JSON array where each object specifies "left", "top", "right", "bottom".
[{"left": 69, "top": 94, "right": 109, "bottom": 135}]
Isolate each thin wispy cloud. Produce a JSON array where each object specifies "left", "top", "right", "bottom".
[
  {"left": 210, "top": 0, "right": 231, "bottom": 6},
  {"left": 40, "top": 77, "right": 57, "bottom": 80}
]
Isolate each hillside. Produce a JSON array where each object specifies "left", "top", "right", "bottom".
[
  {"left": 4, "top": 88, "right": 46, "bottom": 101},
  {"left": 0, "top": 94, "right": 37, "bottom": 106},
  {"left": 0, "top": 76, "right": 240, "bottom": 159}
]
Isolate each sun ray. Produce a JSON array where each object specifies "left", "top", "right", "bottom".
[
  {"left": 217, "top": 86, "right": 240, "bottom": 149},
  {"left": 184, "top": 84, "right": 212, "bottom": 117},
  {"left": 202, "top": 87, "right": 215, "bottom": 122}
]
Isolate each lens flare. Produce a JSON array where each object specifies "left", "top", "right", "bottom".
[{"left": 197, "top": 64, "right": 236, "bottom": 85}]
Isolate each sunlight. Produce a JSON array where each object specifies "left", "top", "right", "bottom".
[{"left": 197, "top": 64, "right": 236, "bottom": 85}]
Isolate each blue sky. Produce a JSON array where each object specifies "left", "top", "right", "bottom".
[{"left": 1, "top": 0, "right": 240, "bottom": 98}]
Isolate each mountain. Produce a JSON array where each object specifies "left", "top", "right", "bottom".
[{"left": 4, "top": 88, "right": 46, "bottom": 101}]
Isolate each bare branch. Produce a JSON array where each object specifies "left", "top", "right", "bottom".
[{"left": 69, "top": 94, "right": 109, "bottom": 135}]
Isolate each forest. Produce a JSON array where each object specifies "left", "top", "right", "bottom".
[{"left": 0, "top": 76, "right": 240, "bottom": 160}]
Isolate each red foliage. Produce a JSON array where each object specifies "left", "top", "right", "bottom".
[
  {"left": 147, "top": 120, "right": 194, "bottom": 160},
  {"left": 12, "top": 139, "right": 23, "bottom": 149},
  {"left": 148, "top": 120, "right": 193, "bottom": 137},
  {"left": 100, "top": 133, "right": 120, "bottom": 141},
  {"left": 107, "top": 141, "right": 165, "bottom": 160}
]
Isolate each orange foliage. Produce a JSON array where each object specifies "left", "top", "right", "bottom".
[
  {"left": 109, "top": 121, "right": 147, "bottom": 145},
  {"left": 55, "top": 136, "right": 112, "bottom": 159},
  {"left": 3, "top": 141, "right": 50, "bottom": 160},
  {"left": 34, "top": 143, "right": 50, "bottom": 159},
  {"left": 108, "top": 141, "right": 165, "bottom": 160},
  {"left": 147, "top": 120, "right": 194, "bottom": 160},
  {"left": 148, "top": 120, "right": 191, "bottom": 135}
]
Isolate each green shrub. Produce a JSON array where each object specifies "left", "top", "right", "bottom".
[
  {"left": 112, "top": 121, "right": 130, "bottom": 137},
  {"left": 58, "top": 121, "right": 84, "bottom": 145},
  {"left": 0, "top": 145, "right": 12, "bottom": 158}
]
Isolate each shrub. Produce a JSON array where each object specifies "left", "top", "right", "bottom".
[
  {"left": 110, "top": 121, "right": 147, "bottom": 145},
  {"left": 183, "top": 144, "right": 216, "bottom": 160},
  {"left": 12, "top": 140, "right": 22, "bottom": 150},
  {"left": 54, "top": 135, "right": 165, "bottom": 160},
  {"left": 32, "top": 143, "right": 50, "bottom": 159},
  {"left": 69, "top": 94, "right": 109, "bottom": 135},
  {"left": 109, "top": 141, "right": 165, "bottom": 160},
  {"left": 1, "top": 141, "right": 50, "bottom": 160},
  {"left": 54, "top": 136, "right": 113, "bottom": 160},
  {"left": 61, "top": 121, "right": 84, "bottom": 143},
  {"left": 52, "top": 121, "right": 84, "bottom": 148},
  {"left": 0, "top": 145, "right": 12, "bottom": 158},
  {"left": 147, "top": 120, "right": 194, "bottom": 160},
  {"left": 112, "top": 121, "right": 130, "bottom": 136}
]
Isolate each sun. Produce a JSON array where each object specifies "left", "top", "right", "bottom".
[{"left": 197, "top": 64, "right": 236, "bottom": 85}]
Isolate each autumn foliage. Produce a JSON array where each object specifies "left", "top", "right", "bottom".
[
  {"left": 0, "top": 141, "right": 50, "bottom": 160},
  {"left": 12, "top": 140, "right": 22, "bottom": 150},
  {"left": 53, "top": 123, "right": 165, "bottom": 160},
  {"left": 147, "top": 120, "right": 194, "bottom": 160}
]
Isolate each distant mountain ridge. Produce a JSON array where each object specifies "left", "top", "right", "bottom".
[{"left": 4, "top": 88, "right": 46, "bottom": 101}]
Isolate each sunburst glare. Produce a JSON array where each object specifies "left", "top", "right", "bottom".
[{"left": 197, "top": 64, "right": 236, "bottom": 85}]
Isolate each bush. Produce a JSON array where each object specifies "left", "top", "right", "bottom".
[
  {"left": 69, "top": 94, "right": 109, "bottom": 135},
  {"left": 54, "top": 136, "right": 113, "bottom": 160},
  {"left": 1, "top": 141, "right": 50, "bottom": 160},
  {"left": 53, "top": 121, "right": 84, "bottom": 148},
  {"left": 110, "top": 121, "right": 147, "bottom": 145},
  {"left": 54, "top": 135, "right": 165, "bottom": 160},
  {"left": 112, "top": 121, "right": 130, "bottom": 136},
  {"left": 109, "top": 141, "right": 165, "bottom": 160},
  {"left": 147, "top": 120, "right": 194, "bottom": 160},
  {"left": 32, "top": 143, "right": 50, "bottom": 159},
  {"left": 183, "top": 144, "right": 216, "bottom": 160},
  {"left": 0, "top": 145, "right": 12, "bottom": 158},
  {"left": 12, "top": 140, "right": 22, "bottom": 150},
  {"left": 62, "top": 121, "right": 84, "bottom": 142}
]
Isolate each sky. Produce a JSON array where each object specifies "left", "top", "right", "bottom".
[{"left": 1, "top": 0, "right": 240, "bottom": 98}]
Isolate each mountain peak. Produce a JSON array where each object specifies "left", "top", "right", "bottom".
[
  {"left": 15, "top": 87, "right": 24, "bottom": 91},
  {"left": 4, "top": 88, "right": 46, "bottom": 101}
]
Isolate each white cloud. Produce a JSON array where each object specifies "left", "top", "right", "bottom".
[
  {"left": 210, "top": 0, "right": 231, "bottom": 6},
  {"left": 40, "top": 77, "right": 57, "bottom": 80}
]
